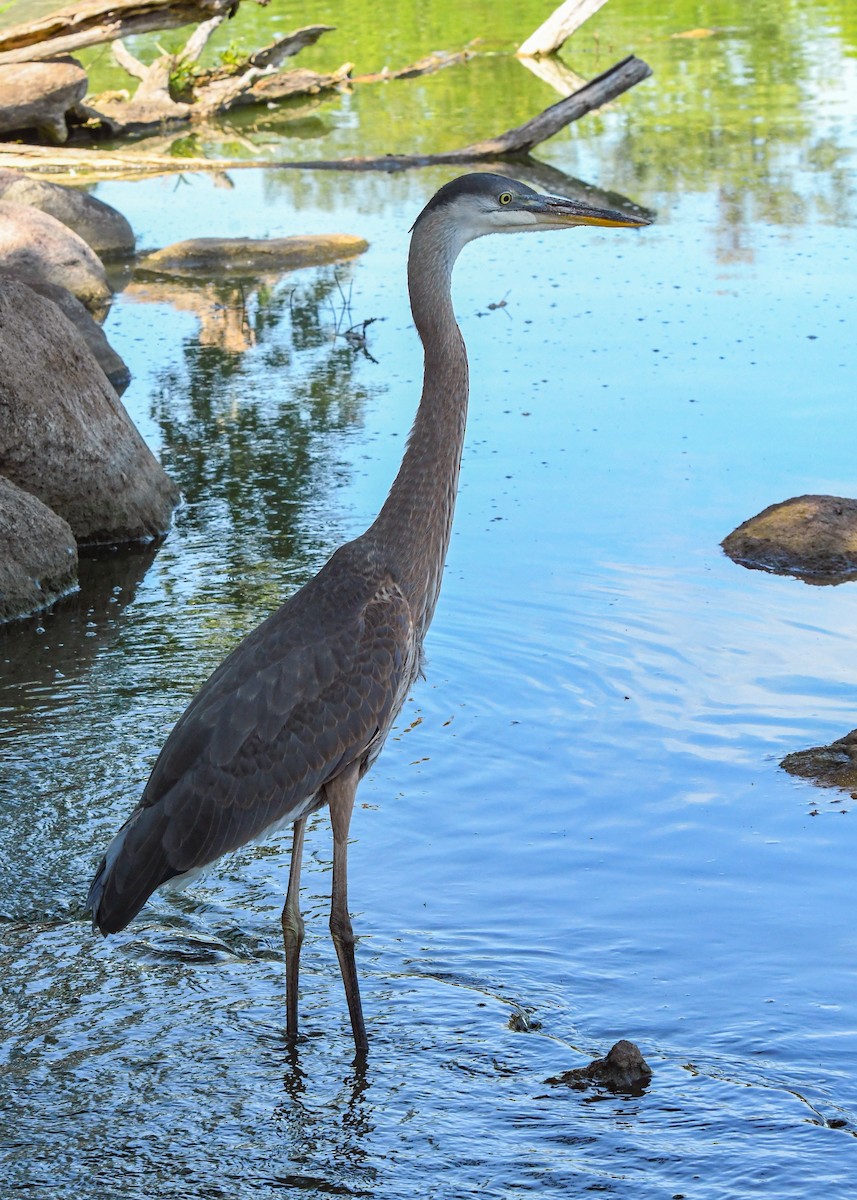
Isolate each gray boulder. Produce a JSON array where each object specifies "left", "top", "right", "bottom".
[
  {"left": 0, "top": 271, "right": 131, "bottom": 393},
  {"left": 0, "top": 169, "right": 135, "bottom": 259},
  {"left": 0, "top": 475, "right": 78, "bottom": 622},
  {"left": 0, "top": 59, "right": 87, "bottom": 144},
  {"left": 0, "top": 199, "right": 111, "bottom": 312},
  {"left": 0, "top": 279, "right": 179, "bottom": 546}
]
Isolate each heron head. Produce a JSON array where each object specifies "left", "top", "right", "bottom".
[{"left": 413, "top": 172, "right": 651, "bottom": 244}]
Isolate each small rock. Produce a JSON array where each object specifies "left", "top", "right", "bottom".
[
  {"left": 0, "top": 169, "right": 135, "bottom": 258},
  {"left": 136, "top": 233, "right": 369, "bottom": 279},
  {"left": 545, "top": 1039, "right": 653, "bottom": 1093},
  {"left": 0, "top": 476, "right": 78, "bottom": 622},
  {"left": 0, "top": 59, "right": 87, "bottom": 144},
  {"left": 0, "top": 271, "right": 130, "bottom": 393},
  {"left": 0, "top": 200, "right": 111, "bottom": 312},
  {"left": 782, "top": 728, "right": 857, "bottom": 794},
  {"left": 0, "top": 280, "right": 178, "bottom": 546},
  {"left": 722, "top": 495, "right": 857, "bottom": 584}
]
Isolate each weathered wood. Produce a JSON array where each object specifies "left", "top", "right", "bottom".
[
  {"left": 0, "top": 0, "right": 255, "bottom": 66},
  {"left": 350, "top": 49, "right": 474, "bottom": 84},
  {"left": 450, "top": 55, "right": 651, "bottom": 158},
  {"left": 0, "top": 54, "right": 652, "bottom": 180},
  {"left": 87, "top": 24, "right": 338, "bottom": 132},
  {"left": 517, "top": 0, "right": 609, "bottom": 58}
]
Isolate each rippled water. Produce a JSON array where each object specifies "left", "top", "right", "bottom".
[{"left": 3, "top": 4, "right": 857, "bottom": 1196}]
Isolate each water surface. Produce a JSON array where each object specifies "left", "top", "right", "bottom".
[{"left": 2, "top": 3, "right": 857, "bottom": 1196}]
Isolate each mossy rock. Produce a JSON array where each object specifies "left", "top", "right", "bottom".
[
  {"left": 136, "top": 234, "right": 368, "bottom": 280},
  {"left": 722, "top": 495, "right": 857, "bottom": 584}
]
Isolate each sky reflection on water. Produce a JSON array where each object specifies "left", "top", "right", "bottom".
[{"left": 2, "top": 3, "right": 857, "bottom": 1197}]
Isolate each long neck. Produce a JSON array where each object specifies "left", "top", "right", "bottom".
[{"left": 368, "top": 212, "right": 469, "bottom": 636}]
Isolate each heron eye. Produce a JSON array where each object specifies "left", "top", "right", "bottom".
[{"left": 498, "top": 192, "right": 513, "bottom": 205}]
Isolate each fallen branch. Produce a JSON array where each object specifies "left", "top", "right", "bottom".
[
  {"left": 518, "top": 0, "right": 609, "bottom": 58},
  {"left": 0, "top": 55, "right": 652, "bottom": 181},
  {"left": 275, "top": 54, "right": 653, "bottom": 169},
  {"left": 350, "top": 49, "right": 474, "bottom": 84},
  {"left": 87, "top": 24, "right": 338, "bottom": 133},
  {"left": 0, "top": 0, "right": 261, "bottom": 66}
]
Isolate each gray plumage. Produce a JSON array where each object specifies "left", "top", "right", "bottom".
[{"left": 87, "top": 173, "right": 648, "bottom": 1051}]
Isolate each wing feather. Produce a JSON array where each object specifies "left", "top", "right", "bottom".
[{"left": 88, "top": 548, "right": 416, "bottom": 933}]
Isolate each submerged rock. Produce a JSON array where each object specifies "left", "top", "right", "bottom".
[
  {"left": 0, "top": 476, "right": 78, "bottom": 622},
  {"left": 0, "top": 200, "right": 111, "bottom": 312},
  {"left": 545, "top": 1039, "right": 653, "bottom": 1093},
  {"left": 0, "top": 169, "right": 135, "bottom": 258},
  {"left": 782, "top": 728, "right": 857, "bottom": 795},
  {"left": 0, "top": 280, "right": 178, "bottom": 545},
  {"left": 136, "top": 233, "right": 368, "bottom": 279},
  {"left": 722, "top": 495, "right": 857, "bottom": 584}
]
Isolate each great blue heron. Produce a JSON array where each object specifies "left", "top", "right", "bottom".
[{"left": 87, "top": 173, "right": 648, "bottom": 1051}]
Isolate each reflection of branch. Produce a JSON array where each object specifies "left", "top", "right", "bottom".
[
  {"left": 350, "top": 48, "right": 474, "bottom": 83},
  {"left": 0, "top": 55, "right": 652, "bottom": 183},
  {"left": 517, "top": 53, "right": 586, "bottom": 98},
  {"left": 262, "top": 54, "right": 652, "bottom": 171}
]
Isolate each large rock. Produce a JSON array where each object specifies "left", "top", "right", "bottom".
[
  {"left": 0, "top": 200, "right": 111, "bottom": 312},
  {"left": 0, "top": 271, "right": 131, "bottom": 393},
  {"left": 0, "top": 59, "right": 87, "bottom": 144},
  {"left": 0, "top": 169, "right": 135, "bottom": 258},
  {"left": 0, "top": 280, "right": 179, "bottom": 546},
  {"left": 0, "top": 475, "right": 78, "bottom": 622},
  {"left": 721, "top": 495, "right": 857, "bottom": 584},
  {"left": 136, "top": 233, "right": 369, "bottom": 279}
]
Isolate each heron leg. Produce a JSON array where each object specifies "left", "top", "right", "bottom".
[
  {"left": 281, "top": 815, "right": 307, "bottom": 1043},
  {"left": 327, "top": 765, "right": 368, "bottom": 1053}
]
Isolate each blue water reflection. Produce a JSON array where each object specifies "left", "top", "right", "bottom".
[{"left": 3, "top": 13, "right": 857, "bottom": 1199}]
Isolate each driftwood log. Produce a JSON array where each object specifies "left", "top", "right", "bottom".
[
  {"left": 518, "top": 0, "right": 609, "bottom": 58},
  {"left": 0, "top": 0, "right": 260, "bottom": 66},
  {"left": 88, "top": 21, "right": 339, "bottom": 133},
  {"left": 0, "top": 55, "right": 652, "bottom": 183}
]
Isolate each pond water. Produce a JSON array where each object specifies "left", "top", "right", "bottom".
[{"left": 2, "top": 2, "right": 857, "bottom": 1196}]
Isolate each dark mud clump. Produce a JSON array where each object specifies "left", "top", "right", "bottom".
[
  {"left": 545, "top": 1039, "right": 652, "bottom": 1094},
  {"left": 781, "top": 728, "right": 857, "bottom": 795}
]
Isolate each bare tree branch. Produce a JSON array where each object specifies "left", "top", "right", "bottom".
[
  {"left": 0, "top": 0, "right": 258, "bottom": 65},
  {"left": 0, "top": 55, "right": 652, "bottom": 184},
  {"left": 518, "top": 0, "right": 609, "bottom": 58}
]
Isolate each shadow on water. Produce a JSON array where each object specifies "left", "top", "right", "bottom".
[{"left": 0, "top": 545, "right": 159, "bottom": 722}]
